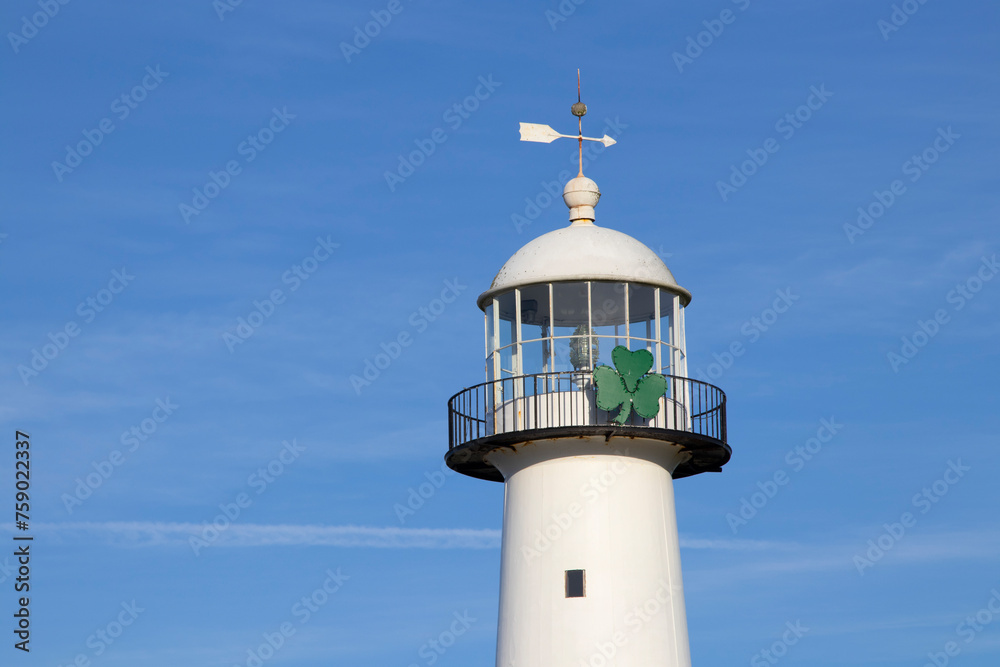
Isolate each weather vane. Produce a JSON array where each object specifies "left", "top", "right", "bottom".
[{"left": 518, "top": 69, "right": 617, "bottom": 177}]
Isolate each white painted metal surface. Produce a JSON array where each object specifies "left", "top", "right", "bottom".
[
  {"left": 486, "top": 437, "right": 693, "bottom": 667},
  {"left": 479, "top": 224, "right": 691, "bottom": 308},
  {"left": 480, "top": 171, "right": 691, "bottom": 307}
]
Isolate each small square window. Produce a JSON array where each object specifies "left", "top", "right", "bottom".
[{"left": 565, "top": 569, "right": 585, "bottom": 598}]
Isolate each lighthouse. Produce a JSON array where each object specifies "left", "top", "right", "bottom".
[{"left": 445, "top": 81, "right": 730, "bottom": 667}]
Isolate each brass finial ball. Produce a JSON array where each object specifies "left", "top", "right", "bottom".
[{"left": 571, "top": 102, "right": 587, "bottom": 117}]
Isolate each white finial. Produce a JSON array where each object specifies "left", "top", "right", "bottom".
[{"left": 563, "top": 176, "right": 600, "bottom": 224}]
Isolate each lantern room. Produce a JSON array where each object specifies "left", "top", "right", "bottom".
[
  {"left": 446, "top": 175, "right": 729, "bottom": 481},
  {"left": 479, "top": 189, "right": 691, "bottom": 383}
]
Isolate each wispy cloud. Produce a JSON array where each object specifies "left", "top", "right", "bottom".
[
  {"left": 3, "top": 522, "right": 793, "bottom": 552},
  {"left": 16, "top": 522, "right": 501, "bottom": 550},
  {"left": 679, "top": 537, "right": 789, "bottom": 551},
  {"left": 686, "top": 528, "right": 1000, "bottom": 590},
  {"left": 8, "top": 523, "right": 994, "bottom": 567}
]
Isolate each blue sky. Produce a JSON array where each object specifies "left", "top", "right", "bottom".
[{"left": 1, "top": 0, "right": 998, "bottom": 665}]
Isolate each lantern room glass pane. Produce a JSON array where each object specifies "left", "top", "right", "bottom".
[
  {"left": 551, "top": 338, "right": 571, "bottom": 372},
  {"left": 593, "top": 338, "right": 620, "bottom": 368},
  {"left": 591, "top": 282, "right": 626, "bottom": 368},
  {"left": 659, "top": 291, "right": 678, "bottom": 375},
  {"left": 493, "top": 291, "right": 517, "bottom": 378},
  {"left": 519, "top": 284, "right": 550, "bottom": 339},
  {"left": 628, "top": 284, "right": 656, "bottom": 340},
  {"left": 552, "top": 282, "right": 592, "bottom": 372},
  {"left": 629, "top": 338, "right": 655, "bottom": 354},
  {"left": 519, "top": 284, "right": 551, "bottom": 374},
  {"left": 518, "top": 285, "right": 550, "bottom": 340},
  {"left": 658, "top": 342, "right": 672, "bottom": 376},
  {"left": 497, "top": 291, "right": 516, "bottom": 349},
  {"left": 590, "top": 282, "right": 627, "bottom": 329},
  {"left": 521, "top": 340, "right": 547, "bottom": 376},
  {"left": 676, "top": 304, "right": 687, "bottom": 377},
  {"left": 499, "top": 344, "right": 514, "bottom": 379},
  {"left": 551, "top": 282, "right": 589, "bottom": 335},
  {"left": 659, "top": 291, "right": 676, "bottom": 347}
]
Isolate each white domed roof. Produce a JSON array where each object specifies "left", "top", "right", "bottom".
[{"left": 478, "top": 222, "right": 691, "bottom": 308}]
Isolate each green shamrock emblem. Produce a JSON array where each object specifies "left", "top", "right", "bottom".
[{"left": 593, "top": 346, "right": 667, "bottom": 425}]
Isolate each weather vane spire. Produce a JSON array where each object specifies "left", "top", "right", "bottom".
[{"left": 519, "top": 70, "right": 617, "bottom": 177}]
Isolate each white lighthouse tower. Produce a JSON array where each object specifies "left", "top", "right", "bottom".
[{"left": 445, "top": 82, "right": 730, "bottom": 667}]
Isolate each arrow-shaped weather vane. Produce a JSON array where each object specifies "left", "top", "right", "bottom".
[{"left": 519, "top": 70, "right": 616, "bottom": 177}]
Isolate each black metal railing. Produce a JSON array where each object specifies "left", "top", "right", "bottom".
[{"left": 447, "top": 371, "right": 726, "bottom": 450}]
